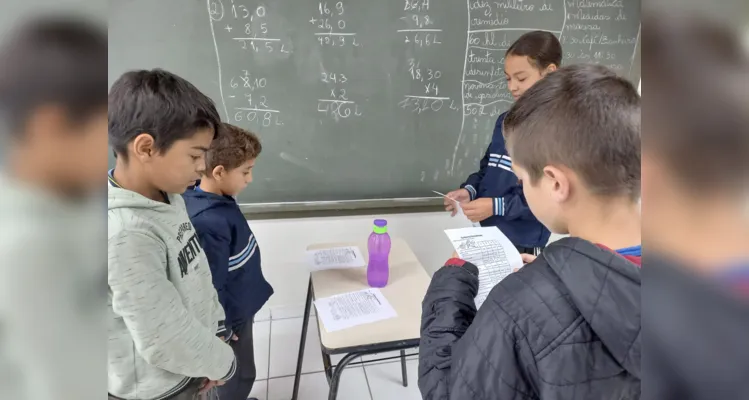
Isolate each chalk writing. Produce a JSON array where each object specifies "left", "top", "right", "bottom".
[
  {"left": 222, "top": 1, "right": 291, "bottom": 54},
  {"left": 313, "top": 1, "right": 360, "bottom": 47},
  {"left": 317, "top": 70, "right": 362, "bottom": 121}
]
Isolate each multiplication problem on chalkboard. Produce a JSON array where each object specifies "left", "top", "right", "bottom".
[{"left": 317, "top": 71, "right": 362, "bottom": 122}]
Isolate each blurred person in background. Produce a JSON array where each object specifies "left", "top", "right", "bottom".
[
  {"left": 0, "top": 16, "right": 107, "bottom": 400},
  {"left": 641, "top": 9, "right": 749, "bottom": 400}
]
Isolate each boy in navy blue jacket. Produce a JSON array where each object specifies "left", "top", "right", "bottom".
[
  {"left": 183, "top": 123, "right": 273, "bottom": 400},
  {"left": 446, "top": 31, "right": 561, "bottom": 254}
]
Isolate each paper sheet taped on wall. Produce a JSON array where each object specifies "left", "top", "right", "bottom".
[
  {"left": 306, "top": 246, "right": 366, "bottom": 271},
  {"left": 444, "top": 227, "right": 523, "bottom": 309},
  {"left": 314, "top": 288, "right": 397, "bottom": 332}
]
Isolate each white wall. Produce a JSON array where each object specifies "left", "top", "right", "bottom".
[{"left": 251, "top": 212, "right": 566, "bottom": 311}]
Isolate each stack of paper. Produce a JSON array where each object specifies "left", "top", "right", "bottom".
[
  {"left": 305, "top": 246, "right": 365, "bottom": 271},
  {"left": 444, "top": 227, "right": 523, "bottom": 308},
  {"left": 314, "top": 288, "right": 397, "bottom": 332}
]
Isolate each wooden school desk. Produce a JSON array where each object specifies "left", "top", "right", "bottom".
[{"left": 291, "top": 238, "right": 431, "bottom": 400}]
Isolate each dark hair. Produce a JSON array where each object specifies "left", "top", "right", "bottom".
[
  {"left": 642, "top": 11, "right": 749, "bottom": 194},
  {"left": 0, "top": 17, "right": 107, "bottom": 135},
  {"left": 503, "top": 64, "right": 641, "bottom": 200},
  {"left": 108, "top": 69, "right": 221, "bottom": 161},
  {"left": 506, "top": 30, "right": 562, "bottom": 70},
  {"left": 205, "top": 123, "right": 262, "bottom": 173}
]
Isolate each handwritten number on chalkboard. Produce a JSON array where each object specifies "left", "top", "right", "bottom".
[{"left": 232, "top": 4, "right": 250, "bottom": 19}]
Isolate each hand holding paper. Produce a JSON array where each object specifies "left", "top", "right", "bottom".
[
  {"left": 442, "top": 189, "right": 471, "bottom": 217},
  {"left": 444, "top": 227, "right": 523, "bottom": 309},
  {"left": 461, "top": 198, "right": 494, "bottom": 223}
]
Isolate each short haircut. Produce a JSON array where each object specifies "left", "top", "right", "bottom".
[
  {"left": 108, "top": 69, "right": 221, "bottom": 161},
  {"left": 0, "top": 17, "right": 107, "bottom": 135},
  {"left": 503, "top": 64, "right": 641, "bottom": 200},
  {"left": 642, "top": 10, "right": 749, "bottom": 194},
  {"left": 506, "top": 30, "right": 562, "bottom": 70},
  {"left": 205, "top": 123, "right": 262, "bottom": 173}
]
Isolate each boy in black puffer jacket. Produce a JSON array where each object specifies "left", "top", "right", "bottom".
[{"left": 419, "top": 64, "right": 642, "bottom": 400}]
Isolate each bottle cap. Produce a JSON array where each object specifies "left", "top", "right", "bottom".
[{"left": 373, "top": 219, "right": 388, "bottom": 234}]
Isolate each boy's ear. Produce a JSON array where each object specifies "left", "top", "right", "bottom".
[
  {"left": 543, "top": 165, "right": 571, "bottom": 203},
  {"left": 131, "top": 133, "right": 157, "bottom": 161},
  {"left": 544, "top": 64, "right": 558, "bottom": 75},
  {"left": 211, "top": 165, "right": 226, "bottom": 180}
]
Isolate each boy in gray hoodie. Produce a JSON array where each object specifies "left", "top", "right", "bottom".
[
  {"left": 107, "top": 69, "right": 235, "bottom": 400},
  {"left": 0, "top": 17, "right": 107, "bottom": 400}
]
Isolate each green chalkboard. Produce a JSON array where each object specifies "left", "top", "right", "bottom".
[{"left": 108, "top": 0, "right": 640, "bottom": 205}]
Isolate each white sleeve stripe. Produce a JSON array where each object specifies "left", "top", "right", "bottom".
[
  {"left": 228, "top": 243, "right": 257, "bottom": 272},
  {"left": 229, "top": 235, "right": 253, "bottom": 261}
]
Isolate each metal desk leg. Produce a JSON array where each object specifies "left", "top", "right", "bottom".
[
  {"left": 400, "top": 350, "right": 408, "bottom": 387},
  {"left": 321, "top": 348, "right": 333, "bottom": 383},
  {"left": 328, "top": 352, "right": 362, "bottom": 400},
  {"left": 316, "top": 314, "right": 333, "bottom": 383},
  {"left": 291, "top": 278, "right": 313, "bottom": 400}
]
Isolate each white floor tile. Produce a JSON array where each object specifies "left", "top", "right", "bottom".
[
  {"left": 365, "top": 360, "right": 422, "bottom": 400},
  {"left": 249, "top": 379, "right": 268, "bottom": 400},
  {"left": 255, "top": 307, "right": 271, "bottom": 322},
  {"left": 270, "top": 304, "right": 315, "bottom": 320},
  {"left": 361, "top": 350, "right": 419, "bottom": 366},
  {"left": 269, "top": 317, "right": 333, "bottom": 377},
  {"left": 267, "top": 370, "right": 371, "bottom": 400},
  {"left": 254, "top": 321, "right": 271, "bottom": 380}
]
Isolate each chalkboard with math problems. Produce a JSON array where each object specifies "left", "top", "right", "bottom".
[{"left": 108, "top": 0, "right": 640, "bottom": 206}]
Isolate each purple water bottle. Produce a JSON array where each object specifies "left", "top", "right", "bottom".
[{"left": 367, "top": 219, "right": 391, "bottom": 288}]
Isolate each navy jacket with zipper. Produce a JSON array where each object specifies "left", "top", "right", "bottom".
[
  {"left": 461, "top": 111, "right": 550, "bottom": 248},
  {"left": 182, "top": 185, "right": 273, "bottom": 331}
]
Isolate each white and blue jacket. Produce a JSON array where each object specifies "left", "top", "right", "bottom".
[
  {"left": 461, "top": 112, "right": 551, "bottom": 248},
  {"left": 183, "top": 185, "right": 273, "bottom": 331}
]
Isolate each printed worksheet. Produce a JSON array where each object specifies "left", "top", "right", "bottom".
[
  {"left": 314, "top": 288, "right": 397, "bottom": 332},
  {"left": 444, "top": 227, "right": 523, "bottom": 309},
  {"left": 305, "top": 246, "right": 365, "bottom": 271}
]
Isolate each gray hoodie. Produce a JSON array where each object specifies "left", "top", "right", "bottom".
[
  {"left": 0, "top": 173, "right": 105, "bottom": 400},
  {"left": 108, "top": 184, "right": 235, "bottom": 400}
]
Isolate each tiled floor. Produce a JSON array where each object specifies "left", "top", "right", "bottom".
[{"left": 248, "top": 309, "right": 422, "bottom": 400}]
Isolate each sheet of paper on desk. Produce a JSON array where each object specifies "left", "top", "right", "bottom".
[
  {"left": 305, "top": 246, "right": 366, "bottom": 271},
  {"left": 314, "top": 288, "right": 397, "bottom": 332},
  {"left": 444, "top": 227, "right": 523, "bottom": 309}
]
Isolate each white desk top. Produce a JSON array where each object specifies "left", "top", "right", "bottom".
[{"left": 308, "top": 238, "right": 431, "bottom": 352}]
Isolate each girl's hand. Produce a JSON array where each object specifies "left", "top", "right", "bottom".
[
  {"left": 514, "top": 253, "right": 537, "bottom": 272},
  {"left": 461, "top": 198, "right": 494, "bottom": 223}
]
